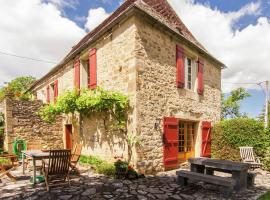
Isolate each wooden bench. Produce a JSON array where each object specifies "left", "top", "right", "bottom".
[{"left": 176, "top": 170, "right": 236, "bottom": 196}]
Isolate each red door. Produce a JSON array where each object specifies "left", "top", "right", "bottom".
[
  {"left": 201, "top": 121, "right": 211, "bottom": 157},
  {"left": 65, "top": 125, "right": 72, "bottom": 150},
  {"left": 163, "top": 117, "right": 179, "bottom": 170}
]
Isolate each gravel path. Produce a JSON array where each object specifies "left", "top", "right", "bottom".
[{"left": 0, "top": 166, "right": 269, "bottom": 200}]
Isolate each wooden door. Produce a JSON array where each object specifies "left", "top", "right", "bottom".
[
  {"left": 201, "top": 121, "right": 211, "bottom": 157},
  {"left": 163, "top": 117, "right": 179, "bottom": 170},
  {"left": 178, "top": 122, "right": 196, "bottom": 163},
  {"left": 65, "top": 125, "right": 72, "bottom": 150}
]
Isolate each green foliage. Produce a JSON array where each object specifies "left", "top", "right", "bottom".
[
  {"left": 0, "top": 112, "right": 4, "bottom": 127},
  {"left": 96, "top": 163, "right": 115, "bottom": 176},
  {"left": 258, "top": 191, "right": 270, "bottom": 200},
  {"left": 114, "top": 159, "right": 129, "bottom": 170},
  {"left": 38, "top": 88, "right": 130, "bottom": 127},
  {"left": 79, "top": 155, "right": 115, "bottom": 177},
  {"left": 258, "top": 101, "right": 270, "bottom": 124},
  {"left": 0, "top": 157, "right": 10, "bottom": 164},
  {"left": 221, "top": 88, "right": 251, "bottom": 119},
  {"left": 212, "top": 118, "right": 270, "bottom": 170},
  {"left": 0, "top": 76, "right": 36, "bottom": 101}
]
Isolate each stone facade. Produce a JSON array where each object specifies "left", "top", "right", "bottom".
[
  {"left": 3, "top": 97, "right": 63, "bottom": 152},
  {"left": 31, "top": 11, "right": 222, "bottom": 172},
  {"left": 32, "top": 16, "right": 138, "bottom": 163},
  {"left": 134, "top": 17, "right": 221, "bottom": 173}
]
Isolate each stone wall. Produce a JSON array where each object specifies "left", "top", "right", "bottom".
[
  {"left": 134, "top": 17, "right": 222, "bottom": 173},
  {"left": 33, "top": 16, "right": 138, "bottom": 163},
  {"left": 3, "top": 97, "right": 63, "bottom": 152}
]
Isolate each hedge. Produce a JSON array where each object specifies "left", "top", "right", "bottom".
[{"left": 212, "top": 118, "right": 270, "bottom": 171}]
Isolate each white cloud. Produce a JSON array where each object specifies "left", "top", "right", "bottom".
[
  {"left": 168, "top": 0, "right": 270, "bottom": 92},
  {"left": 0, "top": 0, "right": 86, "bottom": 85},
  {"left": 227, "top": 1, "right": 261, "bottom": 22},
  {"left": 43, "top": 0, "right": 79, "bottom": 10},
  {"left": 84, "top": 7, "right": 110, "bottom": 31}
]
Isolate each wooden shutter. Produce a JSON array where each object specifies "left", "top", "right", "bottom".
[
  {"left": 89, "top": 48, "right": 97, "bottom": 89},
  {"left": 201, "top": 121, "right": 211, "bottom": 158},
  {"left": 74, "top": 58, "right": 80, "bottom": 89},
  {"left": 197, "top": 58, "right": 204, "bottom": 95},
  {"left": 46, "top": 85, "right": 50, "bottom": 104},
  {"left": 163, "top": 117, "right": 179, "bottom": 170},
  {"left": 54, "top": 80, "right": 58, "bottom": 103},
  {"left": 176, "top": 45, "right": 185, "bottom": 88}
]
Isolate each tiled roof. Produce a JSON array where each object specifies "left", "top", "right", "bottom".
[
  {"left": 30, "top": 0, "right": 223, "bottom": 91},
  {"left": 67, "top": 0, "right": 206, "bottom": 58}
]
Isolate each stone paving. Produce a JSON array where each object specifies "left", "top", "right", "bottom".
[{"left": 0, "top": 166, "right": 270, "bottom": 200}]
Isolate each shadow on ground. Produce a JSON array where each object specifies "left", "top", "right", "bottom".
[{"left": 0, "top": 169, "right": 268, "bottom": 200}]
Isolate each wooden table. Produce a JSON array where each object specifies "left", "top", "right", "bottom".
[
  {"left": 22, "top": 150, "right": 50, "bottom": 184},
  {"left": 189, "top": 158, "right": 251, "bottom": 191}
]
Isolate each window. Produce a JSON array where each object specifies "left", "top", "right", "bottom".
[
  {"left": 178, "top": 122, "right": 196, "bottom": 153},
  {"left": 185, "top": 57, "right": 196, "bottom": 91},
  {"left": 81, "top": 59, "right": 90, "bottom": 88}
]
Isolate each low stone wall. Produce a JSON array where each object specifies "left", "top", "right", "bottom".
[{"left": 3, "top": 97, "right": 63, "bottom": 152}]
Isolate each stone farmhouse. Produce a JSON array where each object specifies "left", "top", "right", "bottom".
[{"left": 28, "top": 0, "right": 224, "bottom": 173}]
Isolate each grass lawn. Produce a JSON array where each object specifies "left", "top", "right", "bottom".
[{"left": 259, "top": 191, "right": 270, "bottom": 200}]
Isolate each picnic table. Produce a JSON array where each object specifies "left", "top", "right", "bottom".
[
  {"left": 22, "top": 150, "right": 50, "bottom": 184},
  {"left": 188, "top": 157, "right": 251, "bottom": 191}
]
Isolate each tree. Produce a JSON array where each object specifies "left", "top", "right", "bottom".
[
  {"left": 258, "top": 101, "right": 270, "bottom": 124},
  {"left": 0, "top": 76, "right": 36, "bottom": 101},
  {"left": 221, "top": 88, "right": 251, "bottom": 119}
]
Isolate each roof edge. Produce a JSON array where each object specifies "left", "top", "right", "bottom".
[{"left": 30, "top": 4, "right": 225, "bottom": 91}]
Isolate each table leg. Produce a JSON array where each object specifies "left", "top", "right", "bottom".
[
  {"left": 232, "top": 170, "right": 248, "bottom": 191},
  {"left": 33, "top": 158, "right": 36, "bottom": 185},
  {"left": 205, "top": 167, "right": 214, "bottom": 175},
  {"left": 22, "top": 153, "right": 25, "bottom": 175},
  {"left": 190, "top": 164, "right": 205, "bottom": 173}
]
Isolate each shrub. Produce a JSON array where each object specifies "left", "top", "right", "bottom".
[
  {"left": 79, "top": 155, "right": 115, "bottom": 177},
  {"left": 212, "top": 118, "right": 270, "bottom": 170},
  {"left": 96, "top": 163, "right": 115, "bottom": 176}
]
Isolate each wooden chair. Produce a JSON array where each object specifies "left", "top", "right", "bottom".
[
  {"left": 239, "top": 147, "right": 262, "bottom": 169},
  {"left": 70, "top": 144, "right": 83, "bottom": 174},
  {"left": 42, "top": 149, "right": 71, "bottom": 191},
  {"left": 25, "top": 141, "right": 42, "bottom": 170},
  {"left": 0, "top": 154, "right": 19, "bottom": 182}
]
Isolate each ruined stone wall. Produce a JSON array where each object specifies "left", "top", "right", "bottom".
[
  {"left": 3, "top": 97, "right": 63, "bottom": 152},
  {"left": 134, "top": 17, "right": 221, "bottom": 173}
]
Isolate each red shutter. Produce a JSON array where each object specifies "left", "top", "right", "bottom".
[
  {"left": 197, "top": 58, "right": 204, "bottom": 95},
  {"left": 201, "top": 121, "right": 211, "bottom": 158},
  {"left": 89, "top": 48, "right": 97, "bottom": 89},
  {"left": 176, "top": 45, "right": 185, "bottom": 88},
  {"left": 74, "top": 58, "right": 80, "bottom": 89},
  {"left": 163, "top": 117, "right": 179, "bottom": 170},
  {"left": 54, "top": 80, "right": 58, "bottom": 103},
  {"left": 46, "top": 85, "right": 50, "bottom": 104}
]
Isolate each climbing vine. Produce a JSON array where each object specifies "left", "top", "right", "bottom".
[{"left": 38, "top": 88, "right": 130, "bottom": 129}]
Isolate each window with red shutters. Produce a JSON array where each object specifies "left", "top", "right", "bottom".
[
  {"left": 197, "top": 58, "right": 204, "bottom": 95},
  {"left": 88, "top": 48, "right": 97, "bottom": 89},
  {"left": 46, "top": 85, "right": 50, "bottom": 103},
  {"left": 201, "top": 121, "right": 211, "bottom": 158},
  {"left": 163, "top": 117, "right": 179, "bottom": 170},
  {"left": 74, "top": 58, "right": 80, "bottom": 89},
  {"left": 176, "top": 45, "right": 185, "bottom": 88},
  {"left": 54, "top": 80, "right": 58, "bottom": 103}
]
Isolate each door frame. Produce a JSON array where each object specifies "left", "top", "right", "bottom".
[
  {"left": 65, "top": 124, "right": 73, "bottom": 150},
  {"left": 178, "top": 120, "right": 197, "bottom": 163}
]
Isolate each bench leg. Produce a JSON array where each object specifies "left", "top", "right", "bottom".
[
  {"left": 190, "top": 164, "right": 205, "bottom": 173},
  {"left": 177, "top": 176, "right": 188, "bottom": 186},
  {"left": 205, "top": 168, "right": 214, "bottom": 175}
]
